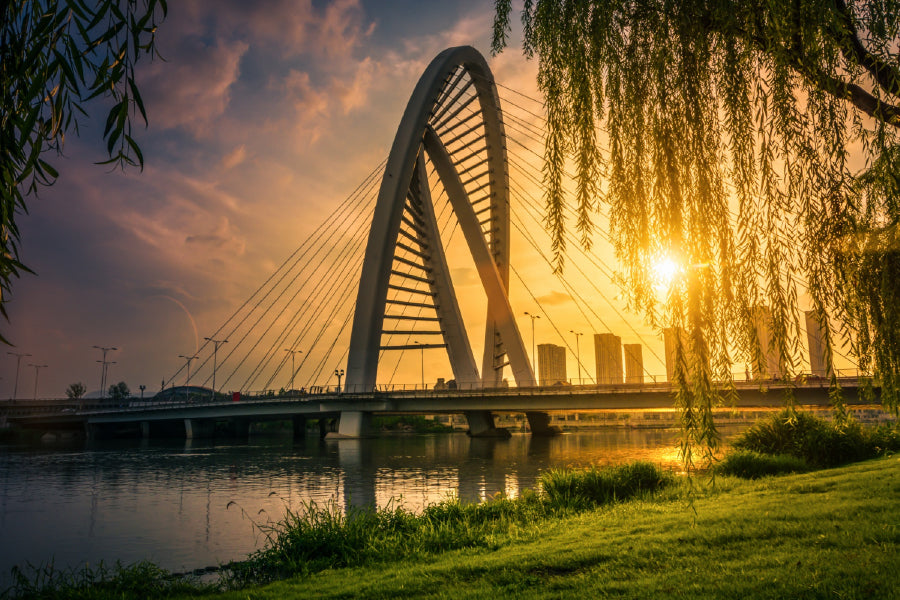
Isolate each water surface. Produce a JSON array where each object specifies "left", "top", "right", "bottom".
[{"left": 0, "top": 428, "right": 722, "bottom": 584}]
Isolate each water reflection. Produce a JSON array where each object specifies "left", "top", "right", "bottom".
[{"left": 0, "top": 428, "right": 736, "bottom": 585}]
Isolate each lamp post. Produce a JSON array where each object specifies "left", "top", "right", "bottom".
[
  {"left": 334, "top": 369, "right": 344, "bottom": 393},
  {"left": 96, "top": 360, "right": 116, "bottom": 397},
  {"left": 285, "top": 348, "right": 302, "bottom": 392},
  {"left": 139, "top": 384, "right": 146, "bottom": 400},
  {"left": 524, "top": 311, "right": 540, "bottom": 378},
  {"left": 93, "top": 346, "right": 117, "bottom": 397},
  {"left": 178, "top": 354, "right": 199, "bottom": 385},
  {"left": 414, "top": 341, "right": 424, "bottom": 389},
  {"left": 28, "top": 363, "right": 47, "bottom": 401},
  {"left": 204, "top": 337, "right": 228, "bottom": 402},
  {"left": 7, "top": 351, "right": 31, "bottom": 400},
  {"left": 569, "top": 330, "right": 583, "bottom": 385}
]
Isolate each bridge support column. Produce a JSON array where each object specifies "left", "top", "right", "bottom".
[
  {"left": 325, "top": 411, "right": 372, "bottom": 439},
  {"left": 140, "top": 421, "right": 150, "bottom": 439},
  {"left": 184, "top": 418, "right": 214, "bottom": 439},
  {"left": 525, "top": 411, "right": 562, "bottom": 436},
  {"left": 465, "top": 411, "right": 511, "bottom": 439},
  {"left": 292, "top": 416, "right": 307, "bottom": 440}
]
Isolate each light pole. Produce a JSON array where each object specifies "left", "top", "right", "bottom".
[
  {"left": 414, "top": 341, "right": 424, "bottom": 389},
  {"left": 178, "top": 354, "right": 199, "bottom": 385},
  {"left": 93, "top": 346, "right": 117, "bottom": 397},
  {"left": 139, "top": 384, "right": 146, "bottom": 399},
  {"left": 334, "top": 369, "right": 344, "bottom": 393},
  {"left": 570, "top": 330, "right": 583, "bottom": 385},
  {"left": 7, "top": 351, "right": 31, "bottom": 400},
  {"left": 204, "top": 337, "right": 228, "bottom": 401},
  {"left": 524, "top": 311, "right": 540, "bottom": 377},
  {"left": 28, "top": 363, "right": 47, "bottom": 401},
  {"left": 285, "top": 348, "right": 302, "bottom": 392}
]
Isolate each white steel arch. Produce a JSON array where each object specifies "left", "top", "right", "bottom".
[{"left": 336, "top": 46, "right": 554, "bottom": 438}]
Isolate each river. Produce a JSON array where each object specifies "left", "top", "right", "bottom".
[{"left": 0, "top": 427, "right": 731, "bottom": 586}]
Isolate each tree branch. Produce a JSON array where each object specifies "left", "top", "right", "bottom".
[{"left": 832, "top": 0, "right": 900, "bottom": 99}]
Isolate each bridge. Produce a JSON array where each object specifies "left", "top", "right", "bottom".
[{"left": 1, "top": 47, "right": 873, "bottom": 440}]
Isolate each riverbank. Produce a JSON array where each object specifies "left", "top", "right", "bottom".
[{"left": 179, "top": 456, "right": 898, "bottom": 599}]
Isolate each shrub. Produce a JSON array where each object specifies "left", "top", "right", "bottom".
[
  {"left": 733, "top": 410, "right": 900, "bottom": 468},
  {"left": 715, "top": 450, "right": 809, "bottom": 479}
]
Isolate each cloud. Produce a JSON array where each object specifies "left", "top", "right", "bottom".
[
  {"left": 139, "top": 38, "right": 248, "bottom": 135},
  {"left": 221, "top": 145, "right": 248, "bottom": 170},
  {"left": 535, "top": 290, "right": 572, "bottom": 306}
]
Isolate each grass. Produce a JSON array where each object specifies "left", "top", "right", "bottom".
[{"left": 191, "top": 457, "right": 900, "bottom": 599}]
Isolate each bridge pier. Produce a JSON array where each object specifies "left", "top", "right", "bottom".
[
  {"left": 140, "top": 421, "right": 150, "bottom": 439},
  {"left": 465, "top": 411, "right": 511, "bottom": 438},
  {"left": 326, "top": 411, "right": 373, "bottom": 439},
  {"left": 525, "top": 411, "right": 562, "bottom": 436},
  {"left": 184, "top": 418, "right": 214, "bottom": 439}
]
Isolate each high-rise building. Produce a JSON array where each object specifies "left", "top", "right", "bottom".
[
  {"left": 663, "top": 327, "right": 689, "bottom": 382},
  {"left": 751, "top": 305, "right": 782, "bottom": 379},
  {"left": 804, "top": 309, "right": 829, "bottom": 377},
  {"left": 594, "top": 333, "right": 623, "bottom": 384},
  {"left": 537, "top": 343, "right": 567, "bottom": 385},
  {"left": 623, "top": 344, "right": 644, "bottom": 384}
]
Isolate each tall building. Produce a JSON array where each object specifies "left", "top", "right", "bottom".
[
  {"left": 663, "top": 327, "right": 689, "bottom": 383},
  {"left": 623, "top": 344, "right": 644, "bottom": 384},
  {"left": 537, "top": 343, "right": 567, "bottom": 385},
  {"left": 805, "top": 309, "right": 829, "bottom": 377},
  {"left": 751, "top": 305, "right": 782, "bottom": 379},
  {"left": 594, "top": 333, "right": 623, "bottom": 384}
]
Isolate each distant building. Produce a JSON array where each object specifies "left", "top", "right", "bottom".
[
  {"left": 594, "top": 333, "right": 623, "bottom": 384},
  {"left": 804, "top": 310, "right": 829, "bottom": 377},
  {"left": 623, "top": 344, "right": 644, "bottom": 384},
  {"left": 537, "top": 343, "right": 567, "bottom": 385},
  {"left": 751, "top": 305, "right": 782, "bottom": 379},
  {"left": 663, "top": 327, "right": 689, "bottom": 383}
]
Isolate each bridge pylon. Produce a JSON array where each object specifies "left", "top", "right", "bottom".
[{"left": 333, "top": 46, "right": 557, "bottom": 438}]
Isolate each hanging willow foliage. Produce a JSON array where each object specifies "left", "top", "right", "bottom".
[{"left": 493, "top": 0, "right": 900, "bottom": 471}]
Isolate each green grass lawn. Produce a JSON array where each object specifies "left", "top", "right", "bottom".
[{"left": 190, "top": 456, "right": 899, "bottom": 599}]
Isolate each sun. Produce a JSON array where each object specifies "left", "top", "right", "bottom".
[{"left": 651, "top": 256, "right": 681, "bottom": 297}]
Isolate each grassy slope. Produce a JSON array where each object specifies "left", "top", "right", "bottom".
[{"left": 198, "top": 458, "right": 900, "bottom": 599}]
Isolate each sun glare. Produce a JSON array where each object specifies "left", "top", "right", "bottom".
[{"left": 651, "top": 256, "right": 681, "bottom": 297}]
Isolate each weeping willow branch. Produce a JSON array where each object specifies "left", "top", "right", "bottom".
[{"left": 492, "top": 0, "right": 900, "bottom": 474}]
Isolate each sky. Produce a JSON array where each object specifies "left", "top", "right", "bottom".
[{"left": 1, "top": 0, "right": 838, "bottom": 399}]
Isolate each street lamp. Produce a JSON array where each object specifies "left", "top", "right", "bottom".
[
  {"left": 569, "top": 330, "right": 583, "bottom": 385},
  {"left": 139, "top": 384, "right": 146, "bottom": 400},
  {"left": 93, "top": 346, "right": 117, "bottom": 397},
  {"left": 204, "top": 337, "right": 228, "bottom": 401},
  {"left": 285, "top": 348, "right": 303, "bottom": 392},
  {"left": 178, "top": 354, "right": 199, "bottom": 385},
  {"left": 334, "top": 369, "right": 344, "bottom": 393},
  {"left": 414, "top": 341, "right": 425, "bottom": 389},
  {"left": 7, "top": 352, "right": 31, "bottom": 400},
  {"left": 28, "top": 363, "right": 47, "bottom": 401},
  {"left": 524, "top": 312, "right": 541, "bottom": 377}
]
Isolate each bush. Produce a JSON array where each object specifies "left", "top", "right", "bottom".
[
  {"left": 715, "top": 450, "right": 809, "bottom": 479},
  {"left": 540, "top": 461, "right": 672, "bottom": 509},
  {"left": 733, "top": 410, "right": 900, "bottom": 468}
]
